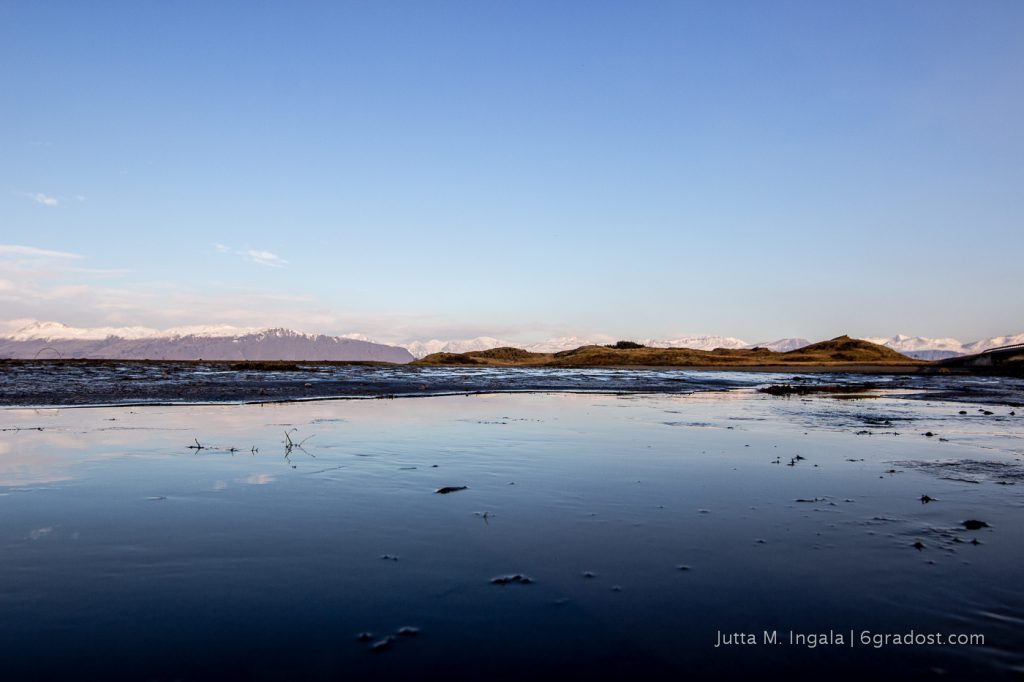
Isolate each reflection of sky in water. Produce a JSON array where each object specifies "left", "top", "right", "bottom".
[{"left": 0, "top": 393, "right": 1022, "bottom": 679}]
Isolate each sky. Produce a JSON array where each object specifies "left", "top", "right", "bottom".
[{"left": 2, "top": 0, "right": 1022, "bottom": 344}]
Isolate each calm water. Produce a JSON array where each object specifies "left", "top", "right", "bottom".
[{"left": 1, "top": 390, "right": 1022, "bottom": 680}]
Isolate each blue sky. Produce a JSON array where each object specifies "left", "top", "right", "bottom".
[{"left": 2, "top": 1, "right": 1022, "bottom": 343}]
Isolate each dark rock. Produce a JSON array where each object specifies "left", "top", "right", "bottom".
[
  {"left": 435, "top": 486, "right": 468, "bottom": 494},
  {"left": 962, "top": 520, "right": 990, "bottom": 530},
  {"left": 491, "top": 574, "right": 533, "bottom": 585}
]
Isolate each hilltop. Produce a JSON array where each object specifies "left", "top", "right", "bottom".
[{"left": 413, "top": 335, "right": 919, "bottom": 369}]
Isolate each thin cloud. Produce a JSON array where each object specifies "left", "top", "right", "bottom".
[
  {"left": 212, "top": 243, "right": 288, "bottom": 268},
  {"left": 0, "top": 244, "right": 81, "bottom": 259},
  {"left": 243, "top": 250, "right": 287, "bottom": 268},
  {"left": 32, "top": 193, "right": 59, "bottom": 206}
]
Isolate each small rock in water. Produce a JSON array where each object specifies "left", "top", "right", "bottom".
[
  {"left": 924, "top": 432, "right": 935, "bottom": 437},
  {"left": 912, "top": 541, "right": 926, "bottom": 551},
  {"left": 610, "top": 585, "right": 622, "bottom": 592},
  {"left": 958, "top": 411, "right": 967, "bottom": 415},
  {"left": 491, "top": 574, "right": 533, "bottom": 585},
  {"left": 380, "top": 554, "right": 399, "bottom": 561},
  {"left": 396, "top": 626, "right": 420, "bottom": 637},
  {"left": 582, "top": 571, "right": 596, "bottom": 579},
  {"left": 920, "top": 495, "right": 935, "bottom": 503},
  {"left": 356, "top": 632, "right": 373, "bottom": 642},
  {"left": 982, "top": 410, "right": 994, "bottom": 416},
  {"left": 371, "top": 636, "right": 395, "bottom": 652},
  {"left": 962, "top": 520, "right": 990, "bottom": 530},
  {"left": 677, "top": 564, "right": 692, "bottom": 571},
  {"left": 435, "top": 486, "right": 468, "bottom": 494}
]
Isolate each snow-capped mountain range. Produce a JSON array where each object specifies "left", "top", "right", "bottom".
[
  {"left": 0, "top": 323, "right": 413, "bottom": 363},
  {"left": 862, "top": 334, "right": 1024, "bottom": 360},
  {"left": 1, "top": 321, "right": 1020, "bottom": 362}
]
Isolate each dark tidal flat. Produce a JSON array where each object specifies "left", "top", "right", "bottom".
[{"left": 1, "top": 387, "right": 1023, "bottom": 680}]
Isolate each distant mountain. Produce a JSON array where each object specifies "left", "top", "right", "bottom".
[
  {"left": 900, "top": 350, "right": 964, "bottom": 361},
  {"left": 961, "top": 333, "right": 1024, "bottom": 354},
  {"left": 522, "top": 336, "right": 616, "bottom": 353},
  {"left": 644, "top": 335, "right": 749, "bottom": 351},
  {"left": 0, "top": 324, "right": 413, "bottom": 363},
  {"left": 4, "top": 320, "right": 263, "bottom": 341},
  {"left": 863, "top": 334, "right": 965, "bottom": 355},
  {"left": 401, "top": 334, "right": 752, "bottom": 358},
  {"left": 405, "top": 337, "right": 513, "bottom": 359},
  {"left": 404, "top": 331, "right": 1024, "bottom": 360},
  {"left": 860, "top": 333, "right": 1024, "bottom": 358},
  {"left": 747, "top": 338, "right": 811, "bottom": 353},
  {"left": 415, "top": 335, "right": 917, "bottom": 368},
  {"left": 7, "top": 320, "right": 1020, "bottom": 364}
]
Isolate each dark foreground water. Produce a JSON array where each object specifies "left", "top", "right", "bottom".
[
  {"left": 2, "top": 360, "right": 1023, "bottom": 406},
  {"left": 1, "top": 388, "right": 1023, "bottom": 680}
]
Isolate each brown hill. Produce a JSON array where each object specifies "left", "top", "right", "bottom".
[
  {"left": 777, "top": 335, "right": 912, "bottom": 363},
  {"left": 412, "top": 335, "right": 921, "bottom": 369}
]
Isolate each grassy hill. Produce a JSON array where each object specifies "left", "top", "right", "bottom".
[{"left": 412, "top": 335, "right": 920, "bottom": 368}]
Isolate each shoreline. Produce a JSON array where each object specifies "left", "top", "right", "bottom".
[{"left": 2, "top": 366, "right": 1021, "bottom": 410}]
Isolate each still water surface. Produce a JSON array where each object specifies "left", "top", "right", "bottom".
[{"left": 1, "top": 390, "right": 1022, "bottom": 679}]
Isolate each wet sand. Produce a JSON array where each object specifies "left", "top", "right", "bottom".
[{"left": 1, "top": 390, "right": 1022, "bottom": 679}]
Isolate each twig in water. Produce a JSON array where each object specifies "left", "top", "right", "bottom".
[{"left": 283, "top": 429, "right": 316, "bottom": 459}]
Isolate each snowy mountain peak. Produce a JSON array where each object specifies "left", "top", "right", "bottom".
[
  {"left": 6, "top": 320, "right": 265, "bottom": 341},
  {"left": 858, "top": 332, "right": 1024, "bottom": 359},
  {"left": 862, "top": 335, "right": 965, "bottom": 353},
  {"left": 747, "top": 338, "right": 812, "bottom": 353},
  {"left": 645, "top": 335, "right": 749, "bottom": 351}
]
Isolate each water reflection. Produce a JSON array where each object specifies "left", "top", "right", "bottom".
[{"left": 0, "top": 392, "right": 1022, "bottom": 679}]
